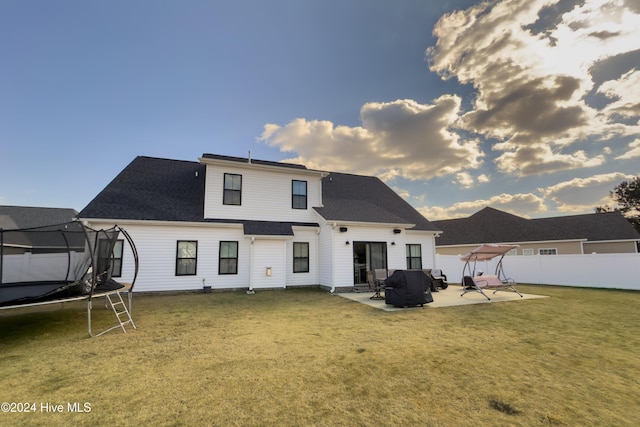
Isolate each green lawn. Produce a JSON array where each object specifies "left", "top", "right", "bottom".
[{"left": 1, "top": 285, "right": 639, "bottom": 426}]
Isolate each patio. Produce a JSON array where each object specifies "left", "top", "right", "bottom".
[{"left": 336, "top": 283, "right": 548, "bottom": 311}]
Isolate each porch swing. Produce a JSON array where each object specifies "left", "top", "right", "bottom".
[{"left": 460, "top": 244, "right": 522, "bottom": 300}]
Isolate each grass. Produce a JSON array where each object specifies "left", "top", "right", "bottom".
[{"left": 1, "top": 284, "right": 639, "bottom": 426}]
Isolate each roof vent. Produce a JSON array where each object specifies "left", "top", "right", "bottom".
[{"left": 248, "top": 150, "right": 251, "bottom": 164}]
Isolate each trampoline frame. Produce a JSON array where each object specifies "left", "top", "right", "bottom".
[{"left": 0, "top": 221, "right": 139, "bottom": 337}]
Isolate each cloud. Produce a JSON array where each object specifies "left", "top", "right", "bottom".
[
  {"left": 477, "top": 174, "right": 490, "bottom": 183},
  {"left": 419, "top": 192, "right": 548, "bottom": 220},
  {"left": 461, "top": 75, "right": 590, "bottom": 141},
  {"left": 391, "top": 186, "right": 411, "bottom": 199},
  {"left": 427, "top": 0, "right": 640, "bottom": 176},
  {"left": 257, "top": 0, "right": 640, "bottom": 220},
  {"left": 259, "top": 97, "right": 483, "bottom": 181},
  {"left": 541, "top": 172, "right": 636, "bottom": 212},
  {"left": 598, "top": 69, "right": 640, "bottom": 119},
  {"left": 495, "top": 143, "right": 605, "bottom": 175},
  {"left": 453, "top": 171, "right": 490, "bottom": 188},
  {"left": 423, "top": 172, "right": 636, "bottom": 221},
  {"left": 455, "top": 172, "right": 474, "bottom": 188},
  {"left": 616, "top": 138, "right": 640, "bottom": 160}
]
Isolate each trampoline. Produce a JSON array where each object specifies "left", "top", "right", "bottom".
[{"left": 0, "top": 220, "right": 139, "bottom": 337}]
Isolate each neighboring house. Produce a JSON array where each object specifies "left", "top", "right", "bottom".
[
  {"left": 433, "top": 207, "right": 640, "bottom": 256},
  {"left": 0, "top": 205, "right": 78, "bottom": 229},
  {"left": 0, "top": 206, "right": 79, "bottom": 255},
  {"left": 78, "top": 154, "right": 441, "bottom": 292}
]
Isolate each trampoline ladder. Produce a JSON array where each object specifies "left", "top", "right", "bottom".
[{"left": 106, "top": 292, "right": 136, "bottom": 333}]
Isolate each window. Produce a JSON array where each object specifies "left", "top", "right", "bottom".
[
  {"left": 539, "top": 248, "right": 558, "bottom": 255},
  {"left": 111, "top": 240, "right": 124, "bottom": 277},
  {"left": 97, "top": 239, "right": 123, "bottom": 278},
  {"left": 292, "top": 180, "right": 307, "bottom": 209},
  {"left": 293, "top": 242, "right": 309, "bottom": 273},
  {"left": 223, "top": 173, "right": 242, "bottom": 205},
  {"left": 219, "top": 241, "right": 238, "bottom": 274},
  {"left": 176, "top": 241, "right": 197, "bottom": 276},
  {"left": 523, "top": 248, "right": 534, "bottom": 256},
  {"left": 406, "top": 244, "right": 422, "bottom": 269}
]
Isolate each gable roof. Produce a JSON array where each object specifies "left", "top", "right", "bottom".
[
  {"left": 0, "top": 205, "right": 78, "bottom": 230},
  {"left": 78, "top": 155, "right": 439, "bottom": 232},
  {"left": 433, "top": 207, "right": 640, "bottom": 246},
  {"left": 532, "top": 211, "right": 640, "bottom": 242},
  {"left": 314, "top": 172, "right": 440, "bottom": 231},
  {"left": 79, "top": 156, "right": 206, "bottom": 222}
]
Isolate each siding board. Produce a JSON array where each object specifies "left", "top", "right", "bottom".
[{"left": 204, "top": 164, "right": 323, "bottom": 222}]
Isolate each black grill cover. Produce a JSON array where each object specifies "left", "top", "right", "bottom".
[{"left": 385, "top": 270, "right": 433, "bottom": 307}]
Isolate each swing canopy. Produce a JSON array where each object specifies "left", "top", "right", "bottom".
[{"left": 460, "top": 244, "right": 519, "bottom": 262}]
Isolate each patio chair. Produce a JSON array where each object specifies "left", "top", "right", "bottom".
[
  {"left": 419, "top": 269, "right": 437, "bottom": 292},
  {"left": 370, "top": 269, "right": 387, "bottom": 300},
  {"left": 430, "top": 269, "right": 448, "bottom": 290},
  {"left": 367, "top": 271, "right": 375, "bottom": 291}
]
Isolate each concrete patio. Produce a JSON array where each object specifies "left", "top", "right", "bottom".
[{"left": 336, "top": 284, "right": 548, "bottom": 311}]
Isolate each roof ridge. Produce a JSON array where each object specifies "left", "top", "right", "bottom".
[
  {"left": 201, "top": 153, "right": 308, "bottom": 170},
  {"left": 136, "top": 155, "right": 198, "bottom": 164},
  {"left": 531, "top": 210, "right": 623, "bottom": 221}
]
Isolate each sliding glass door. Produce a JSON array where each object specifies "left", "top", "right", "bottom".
[{"left": 353, "top": 242, "right": 387, "bottom": 284}]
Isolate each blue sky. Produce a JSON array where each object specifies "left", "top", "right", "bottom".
[{"left": 1, "top": 0, "right": 639, "bottom": 220}]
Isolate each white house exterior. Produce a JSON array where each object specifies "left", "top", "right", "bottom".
[{"left": 79, "top": 154, "right": 441, "bottom": 293}]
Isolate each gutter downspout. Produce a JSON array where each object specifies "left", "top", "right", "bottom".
[{"left": 247, "top": 237, "right": 255, "bottom": 294}]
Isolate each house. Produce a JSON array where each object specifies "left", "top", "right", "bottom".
[
  {"left": 78, "top": 154, "right": 441, "bottom": 292},
  {"left": 433, "top": 207, "right": 640, "bottom": 256},
  {"left": 0, "top": 205, "right": 78, "bottom": 230},
  {"left": 0, "top": 206, "right": 79, "bottom": 255}
]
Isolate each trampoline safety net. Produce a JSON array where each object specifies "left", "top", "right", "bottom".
[{"left": 0, "top": 221, "right": 130, "bottom": 307}]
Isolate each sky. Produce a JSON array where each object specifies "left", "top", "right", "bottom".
[{"left": 1, "top": 0, "right": 639, "bottom": 220}]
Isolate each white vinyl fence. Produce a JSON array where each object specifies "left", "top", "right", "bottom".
[
  {"left": 436, "top": 253, "right": 640, "bottom": 291},
  {"left": 1, "top": 252, "right": 89, "bottom": 284}
]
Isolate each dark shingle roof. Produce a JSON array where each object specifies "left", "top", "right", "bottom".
[
  {"left": 433, "top": 207, "right": 640, "bottom": 246},
  {"left": 79, "top": 156, "right": 206, "bottom": 221},
  {"left": 242, "top": 220, "right": 319, "bottom": 236},
  {"left": 532, "top": 211, "right": 640, "bottom": 242},
  {"left": 434, "top": 207, "right": 562, "bottom": 245},
  {"left": 201, "top": 153, "right": 308, "bottom": 170},
  {"left": 314, "top": 172, "right": 440, "bottom": 231},
  {"left": 79, "top": 156, "right": 439, "bottom": 232},
  {"left": 0, "top": 206, "right": 78, "bottom": 229}
]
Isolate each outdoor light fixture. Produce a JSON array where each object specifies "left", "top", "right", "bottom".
[
  {"left": 345, "top": 241, "right": 350, "bottom": 245},
  {"left": 339, "top": 227, "right": 348, "bottom": 232},
  {"left": 391, "top": 242, "right": 396, "bottom": 246},
  {"left": 393, "top": 229, "right": 402, "bottom": 234}
]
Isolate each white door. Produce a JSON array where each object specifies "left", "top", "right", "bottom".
[{"left": 250, "top": 239, "right": 286, "bottom": 289}]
